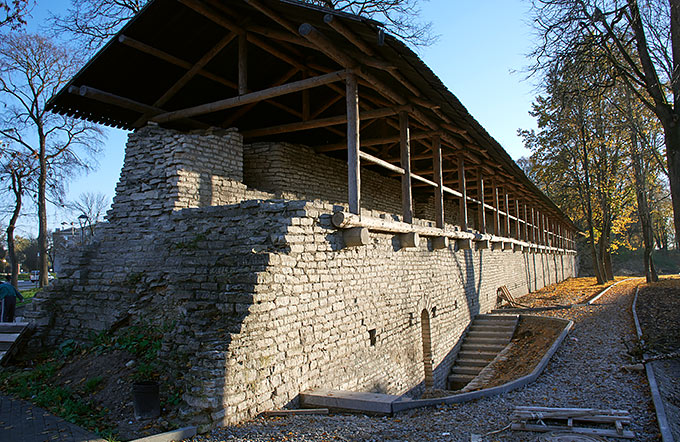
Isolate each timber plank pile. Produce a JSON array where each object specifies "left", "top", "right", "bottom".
[
  {"left": 0, "top": 322, "right": 30, "bottom": 365},
  {"left": 511, "top": 406, "right": 635, "bottom": 439}
]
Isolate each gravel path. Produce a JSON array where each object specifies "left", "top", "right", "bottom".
[{"left": 186, "top": 280, "right": 657, "bottom": 441}]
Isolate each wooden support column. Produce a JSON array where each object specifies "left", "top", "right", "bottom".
[
  {"left": 477, "top": 168, "right": 486, "bottom": 234},
  {"left": 400, "top": 112, "right": 413, "bottom": 223},
  {"left": 493, "top": 180, "right": 501, "bottom": 236},
  {"left": 504, "top": 191, "right": 511, "bottom": 237},
  {"left": 523, "top": 203, "right": 529, "bottom": 241},
  {"left": 542, "top": 214, "right": 547, "bottom": 246},
  {"left": 515, "top": 199, "right": 521, "bottom": 240},
  {"left": 433, "top": 136, "right": 444, "bottom": 229},
  {"left": 536, "top": 210, "right": 541, "bottom": 245},
  {"left": 458, "top": 158, "right": 468, "bottom": 231},
  {"left": 531, "top": 207, "right": 536, "bottom": 244},
  {"left": 238, "top": 33, "right": 248, "bottom": 95},
  {"left": 346, "top": 74, "right": 360, "bottom": 215}
]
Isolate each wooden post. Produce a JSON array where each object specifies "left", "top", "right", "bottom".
[
  {"left": 458, "top": 158, "right": 468, "bottom": 231},
  {"left": 238, "top": 33, "right": 248, "bottom": 95},
  {"left": 542, "top": 213, "right": 547, "bottom": 246},
  {"left": 346, "top": 74, "right": 360, "bottom": 215},
  {"left": 523, "top": 203, "right": 528, "bottom": 241},
  {"left": 400, "top": 112, "right": 413, "bottom": 223},
  {"left": 504, "top": 191, "right": 511, "bottom": 237},
  {"left": 493, "top": 180, "right": 500, "bottom": 236},
  {"left": 433, "top": 136, "right": 444, "bottom": 229},
  {"left": 515, "top": 199, "right": 521, "bottom": 240},
  {"left": 531, "top": 207, "right": 535, "bottom": 244},
  {"left": 477, "top": 168, "right": 486, "bottom": 234}
]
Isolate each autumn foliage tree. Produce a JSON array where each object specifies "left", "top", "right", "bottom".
[
  {"left": 529, "top": 0, "right": 680, "bottom": 249},
  {"left": 521, "top": 55, "right": 635, "bottom": 283}
]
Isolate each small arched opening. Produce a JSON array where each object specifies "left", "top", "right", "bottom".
[{"left": 421, "top": 309, "right": 434, "bottom": 389}]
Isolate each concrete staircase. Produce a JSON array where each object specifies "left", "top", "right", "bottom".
[{"left": 447, "top": 314, "right": 519, "bottom": 390}]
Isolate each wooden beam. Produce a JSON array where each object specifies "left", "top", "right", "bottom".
[
  {"left": 152, "top": 69, "right": 348, "bottom": 123},
  {"left": 132, "top": 32, "right": 237, "bottom": 127},
  {"left": 69, "top": 86, "right": 207, "bottom": 129},
  {"left": 311, "top": 93, "right": 343, "bottom": 119},
  {"left": 400, "top": 112, "right": 413, "bottom": 223},
  {"left": 504, "top": 191, "right": 511, "bottom": 237},
  {"left": 359, "top": 151, "right": 404, "bottom": 175},
  {"left": 493, "top": 180, "right": 501, "bottom": 236},
  {"left": 243, "top": 105, "right": 411, "bottom": 138},
  {"left": 459, "top": 158, "right": 468, "bottom": 231},
  {"left": 515, "top": 199, "right": 521, "bottom": 240},
  {"left": 118, "top": 35, "right": 237, "bottom": 90},
  {"left": 433, "top": 136, "right": 444, "bottom": 229},
  {"left": 524, "top": 203, "right": 529, "bottom": 241},
  {"left": 238, "top": 33, "right": 248, "bottom": 95},
  {"left": 346, "top": 74, "right": 360, "bottom": 215},
  {"left": 324, "top": 13, "right": 375, "bottom": 56},
  {"left": 316, "top": 131, "right": 437, "bottom": 153},
  {"left": 478, "top": 168, "right": 486, "bottom": 234},
  {"left": 223, "top": 66, "right": 299, "bottom": 126}
]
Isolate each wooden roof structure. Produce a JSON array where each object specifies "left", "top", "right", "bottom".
[{"left": 47, "top": 0, "right": 576, "bottom": 248}]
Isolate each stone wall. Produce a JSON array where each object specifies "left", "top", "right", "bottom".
[
  {"left": 244, "top": 142, "right": 405, "bottom": 216},
  {"left": 25, "top": 126, "right": 577, "bottom": 430}
]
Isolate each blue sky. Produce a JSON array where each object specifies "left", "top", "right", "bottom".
[{"left": 13, "top": 0, "right": 540, "bottom": 235}]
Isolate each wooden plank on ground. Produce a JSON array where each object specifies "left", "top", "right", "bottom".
[
  {"left": 511, "top": 423, "right": 635, "bottom": 439},
  {"left": 262, "top": 409, "right": 329, "bottom": 417}
]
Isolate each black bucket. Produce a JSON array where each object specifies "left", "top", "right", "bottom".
[{"left": 132, "top": 381, "right": 160, "bottom": 420}]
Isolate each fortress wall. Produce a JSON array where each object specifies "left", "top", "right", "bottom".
[{"left": 25, "top": 127, "right": 576, "bottom": 430}]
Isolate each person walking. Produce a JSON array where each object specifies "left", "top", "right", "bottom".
[{"left": 0, "top": 275, "right": 23, "bottom": 323}]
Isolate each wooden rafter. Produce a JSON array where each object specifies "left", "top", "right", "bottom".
[
  {"left": 118, "top": 35, "right": 236, "bottom": 90},
  {"left": 132, "top": 32, "right": 237, "bottom": 127},
  {"left": 242, "top": 105, "right": 411, "bottom": 138},
  {"left": 68, "top": 85, "right": 208, "bottom": 129},
  {"left": 152, "top": 70, "right": 348, "bottom": 123}
]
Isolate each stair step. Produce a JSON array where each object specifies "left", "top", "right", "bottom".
[
  {"left": 465, "top": 327, "right": 515, "bottom": 338},
  {"left": 476, "top": 314, "right": 518, "bottom": 321},
  {"left": 448, "top": 373, "right": 476, "bottom": 384},
  {"left": 465, "top": 328, "right": 511, "bottom": 338},
  {"left": 455, "top": 358, "right": 491, "bottom": 367},
  {"left": 452, "top": 366, "right": 482, "bottom": 375},
  {"left": 464, "top": 337, "right": 508, "bottom": 346},
  {"left": 461, "top": 342, "right": 507, "bottom": 352},
  {"left": 457, "top": 350, "right": 496, "bottom": 360}
]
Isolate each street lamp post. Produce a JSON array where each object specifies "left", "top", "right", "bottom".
[{"left": 78, "top": 214, "right": 88, "bottom": 247}]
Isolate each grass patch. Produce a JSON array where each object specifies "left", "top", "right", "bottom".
[
  {"left": 17, "top": 287, "right": 41, "bottom": 307},
  {"left": 0, "top": 321, "right": 182, "bottom": 441},
  {"left": 0, "top": 359, "right": 116, "bottom": 439}
]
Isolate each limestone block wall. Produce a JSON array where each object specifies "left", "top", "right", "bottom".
[
  {"left": 244, "top": 142, "right": 406, "bottom": 216},
  {"left": 25, "top": 126, "right": 577, "bottom": 430},
  {"left": 174, "top": 200, "right": 576, "bottom": 426}
]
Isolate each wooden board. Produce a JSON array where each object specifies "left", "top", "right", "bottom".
[
  {"left": 511, "top": 406, "right": 634, "bottom": 440},
  {"left": 0, "top": 322, "right": 30, "bottom": 365}
]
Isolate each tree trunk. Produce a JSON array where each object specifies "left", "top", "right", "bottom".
[
  {"left": 7, "top": 172, "right": 22, "bottom": 288},
  {"left": 666, "top": 125, "right": 680, "bottom": 250},
  {"left": 629, "top": 115, "right": 659, "bottom": 282},
  {"left": 38, "top": 130, "right": 49, "bottom": 288}
]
